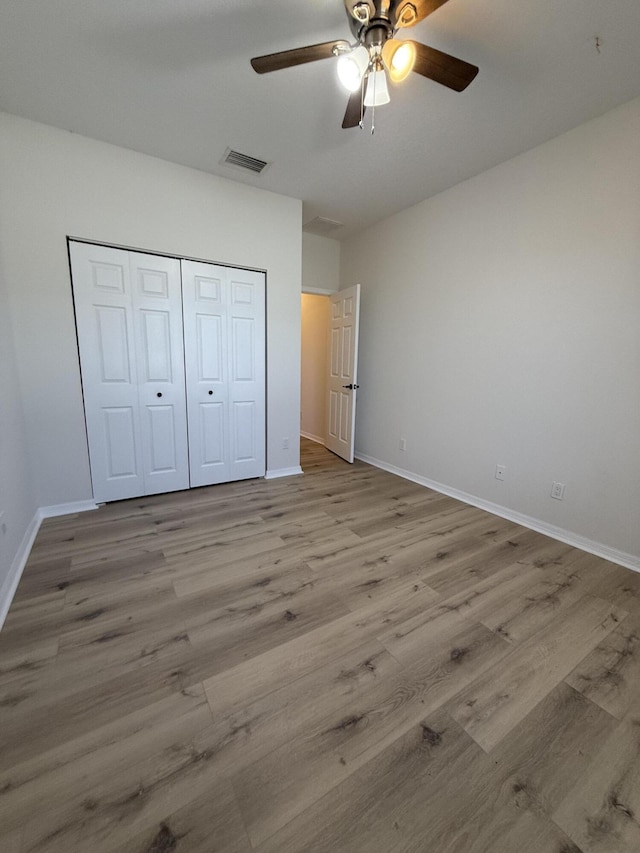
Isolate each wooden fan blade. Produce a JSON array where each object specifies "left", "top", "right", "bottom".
[
  {"left": 251, "top": 40, "right": 347, "bottom": 74},
  {"left": 411, "top": 41, "right": 478, "bottom": 91},
  {"left": 407, "top": 0, "right": 452, "bottom": 25},
  {"left": 342, "top": 90, "right": 365, "bottom": 129}
]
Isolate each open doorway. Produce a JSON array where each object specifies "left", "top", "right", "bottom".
[
  {"left": 301, "top": 284, "right": 361, "bottom": 466},
  {"left": 300, "top": 292, "right": 330, "bottom": 448}
]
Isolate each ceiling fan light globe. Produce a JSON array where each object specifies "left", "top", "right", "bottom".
[
  {"left": 337, "top": 45, "right": 369, "bottom": 92},
  {"left": 364, "top": 69, "right": 390, "bottom": 106},
  {"left": 383, "top": 39, "right": 416, "bottom": 83}
]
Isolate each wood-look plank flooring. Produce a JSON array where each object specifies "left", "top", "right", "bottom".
[{"left": 1, "top": 438, "right": 640, "bottom": 852}]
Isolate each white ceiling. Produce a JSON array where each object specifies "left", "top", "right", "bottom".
[{"left": 1, "top": 0, "right": 640, "bottom": 240}]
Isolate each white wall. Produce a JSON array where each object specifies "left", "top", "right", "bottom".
[
  {"left": 0, "top": 247, "right": 37, "bottom": 603},
  {"left": 300, "top": 294, "right": 330, "bottom": 444},
  {"left": 341, "top": 96, "right": 640, "bottom": 565},
  {"left": 0, "top": 112, "right": 303, "bottom": 521},
  {"left": 302, "top": 233, "right": 340, "bottom": 293}
]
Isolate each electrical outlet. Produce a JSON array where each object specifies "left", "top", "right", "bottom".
[
  {"left": 551, "top": 481, "right": 566, "bottom": 500},
  {"left": 399, "top": 438, "right": 406, "bottom": 452},
  {"left": 282, "top": 437, "right": 289, "bottom": 451},
  {"left": 495, "top": 465, "right": 506, "bottom": 481}
]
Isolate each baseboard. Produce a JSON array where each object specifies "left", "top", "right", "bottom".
[
  {"left": 0, "top": 500, "right": 98, "bottom": 632},
  {"left": 300, "top": 431, "right": 326, "bottom": 446},
  {"left": 265, "top": 466, "right": 304, "bottom": 480},
  {"left": 355, "top": 451, "right": 640, "bottom": 574},
  {"left": 39, "top": 500, "right": 99, "bottom": 518},
  {"left": 0, "top": 511, "right": 42, "bottom": 631}
]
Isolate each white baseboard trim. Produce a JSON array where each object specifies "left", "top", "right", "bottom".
[
  {"left": 355, "top": 451, "right": 640, "bottom": 574},
  {"left": 0, "top": 499, "right": 99, "bottom": 631},
  {"left": 0, "top": 511, "right": 42, "bottom": 631},
  {"left": 39, "top": 500, "right": 99, "bottom": 519},
  {"left": 265, "top": 466, "right": 304, "bottom": 480},
  {"left": 300, "top": 431, "right": 325, "bottom": 446}
]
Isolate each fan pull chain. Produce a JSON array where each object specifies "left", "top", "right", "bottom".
[{"left": 371, "top": 70, "right": 376, "bottom": 134}]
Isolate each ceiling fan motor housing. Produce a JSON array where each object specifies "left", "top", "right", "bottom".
[
  {"left": 365, "top": 23, "right": 392, "bottom": 52},
  {"left": 345, "top": 0, "right": 417, "bottom": 42}
]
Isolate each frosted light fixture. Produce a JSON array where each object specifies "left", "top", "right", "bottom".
[
  {"left": 383, "top": 39, "right": 416, "bottom": 83},
  {"left": 364, "top": 68, "right": 390, "bottom": 106},
  {"left": 337, "top": 45, "right": 369, "bottom": 92}
]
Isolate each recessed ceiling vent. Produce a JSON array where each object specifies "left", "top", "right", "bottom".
[
  {"left": 303, "top": 216, "right": 344, "bottom": 235},
  {"left": 222, "top": 148, "right": 269, "bottom": 174}
]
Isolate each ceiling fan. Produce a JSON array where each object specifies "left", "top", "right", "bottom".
[{"left": 251, "top": 0, "right": 479, "bottom": 130}]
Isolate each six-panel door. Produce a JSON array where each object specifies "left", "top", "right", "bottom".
[
  {"left": 70, "top": 243, "right": 190, "bottom": 502},
  {"left": 181, "top": 260, "right": 266, "bottom": 486},
  {"left": 326, "top": 284, "right": 361, "bottom": 464}
]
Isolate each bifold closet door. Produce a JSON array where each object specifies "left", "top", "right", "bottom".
[
  {"left": 181, "top": 260, "right": 266, "bottom": 486},
  {"left": 70, "top": 243, "right": 190, "bottom": 502}
]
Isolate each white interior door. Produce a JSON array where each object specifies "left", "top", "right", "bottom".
[
  {"left": 326, "top": 284, "right": 361, "bottom": 463},
  {"left": 70, "top": 242, "right": 189, "bottom": 502},
  {"left": 129, "top": 252, "right": 190, "bottom": 496},
  {"left": 181, "top": 260, "right": 266, "bottom": 486}
]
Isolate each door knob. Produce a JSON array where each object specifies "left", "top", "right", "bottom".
[
  {"left": 342, "top": 383, "right": 360, "bottom": 390},
  {"left": 208, "top": 390, "right": 213, "bottom": 395},
  {"left": 156, "top": 392, "right": 163, "bottom": 398}
]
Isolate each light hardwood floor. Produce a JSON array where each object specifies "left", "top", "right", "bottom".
[{"left": 1, "top": 438, "right": 640, "bottom": 852}]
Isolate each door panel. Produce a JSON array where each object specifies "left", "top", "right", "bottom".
[
  {"left": 95, "top": 306, "right": 132, "bottom": 383},
  {"left": 137, "top": 266, "right": 170, "bottom": 298},
  {"left": 339, "top": 392, "right": 350, "bottom": 442},
  {"left": 103, "top": 407, "right": 138, "bottom": 479},
  {"left": 130, "top": 252, "right": 189, "bottom": 496},
  {"left": 233, "top": 401, "right": 257, "bottom": 462},
  {"left": 91, "top": 260, "right": 127, "bottom": 294},
  {"left": 197, "top": 314, "right": 225, "bottom": 381},
  {"left": 328, "top": 390, "right": 339, "bottom": 439},
  {"left": 140, "top": 310, "right": 172, "bottom": 381},
  {"left": 182, "top": 260, "right": 265, "bottom": 486},
  {"left": 182, "top": 261, "right": 229, "bottom": 486},
  {"left": 325, "top": 284, "right": 361, "bottom": 463},
  {"left": 71, "top": 243, "right": 189, "bottom": 501},
  {"left": 227, "top": 269, "right": 266, "bottom": 482},
  {"left": 341, "top": 325, "right": 353, "bottom": 378},
  {"left": 146, "top": 405, "right": 179, "bottom": 472},
  {"left": 330, "top": 328, "right": 340, "bottom": 378},
  {"left": 71, "top": 244, "right": 145, "bottom": 502},
  {"left": 231, "top": 317, "right": 255, "bottom": 381},
  {"left": 200, "top": 402, "right": 225, "bottom": 466}
]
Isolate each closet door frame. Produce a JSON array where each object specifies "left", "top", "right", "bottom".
[{"left": 69, "top": 239, "right": 267, "bottom": 502}]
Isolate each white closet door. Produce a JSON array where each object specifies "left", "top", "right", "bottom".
[
  {"left": 129, "top": 252, "right": 190, "bottom": 496},
  {"left": 70, "top": 243, "right": 189, "bottom": 502},
  {"left": 181, "top": 260, "right": 266, "bottom": 486}
]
